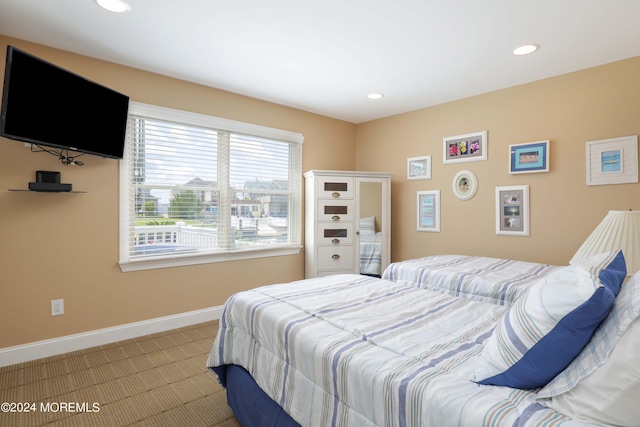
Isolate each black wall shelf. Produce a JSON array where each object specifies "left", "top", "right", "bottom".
[{"left": 8, "top": 189, "right": 87, "bottom": 193}]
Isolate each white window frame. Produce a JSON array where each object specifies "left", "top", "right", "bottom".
[{"left": 119, "top": 102, "right": 304, "bottom": 272}]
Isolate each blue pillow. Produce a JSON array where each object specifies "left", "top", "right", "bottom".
[{"left": 471, "top": 250, "right": 626, "bottom": 389}]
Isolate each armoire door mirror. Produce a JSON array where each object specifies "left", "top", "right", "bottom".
[{"left": 358, "top": 180, "right": 385, "bottom": 277}]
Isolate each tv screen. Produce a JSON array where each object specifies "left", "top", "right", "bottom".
[{"left": 0, "top": 46, "right": 129, "bottom": 159}]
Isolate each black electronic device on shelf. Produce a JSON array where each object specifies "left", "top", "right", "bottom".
[{"left": 28, "top": 170, "right": 72, "bottom": 192}]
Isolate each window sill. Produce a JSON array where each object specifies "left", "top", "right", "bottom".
[{"left": 119, "top": 245, "right": 302, "bottom": 272}]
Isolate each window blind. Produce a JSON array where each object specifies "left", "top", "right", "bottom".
[{"left": 119, "top": 102, "right": 303, "bottom": 271}]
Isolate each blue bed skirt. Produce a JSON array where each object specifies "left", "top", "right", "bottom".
[{"left": 212, "top": 364, "right": 301, "bottom": 427}]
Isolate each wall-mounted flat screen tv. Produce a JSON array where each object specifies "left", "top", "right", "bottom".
[{"left": 0, "top": 46, "right": 129, "bottom": 159}]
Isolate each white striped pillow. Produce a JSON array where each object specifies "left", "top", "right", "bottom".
[
  {"left": 538, "top": 268, "right": 640, "bottom": 397},
  {"left": 539, "top": 311, "right": 640, "bottom": 425},
  {"left": 359, "top": 216, "right": 376, "bottom": 236}
]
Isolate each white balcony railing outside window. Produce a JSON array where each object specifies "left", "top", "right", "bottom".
[{"left": 132, "top": 216, "right": 290, "bottom": 259}]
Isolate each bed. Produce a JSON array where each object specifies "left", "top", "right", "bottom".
[
  {"left": 207, "top": 251, "right": 638, "bottom": 426},
  {"left": 381, "top": 254, "right": 563, "bottom": 305}
]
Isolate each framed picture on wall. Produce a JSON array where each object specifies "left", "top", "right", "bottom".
[
  {"left": 586, "top": 135, "right": 638, "bottom": 185},
  {"left": 452, "top": 170, "right": 478, "bottom": 201},
  {"left": 495, "top": 185, "right": 529, "bottom": 236},
  {"left": 509, "top": 140, "right": 550, "bottom": 174},
  {"left": 407, "top": 155, "right": 432, "bottom": 180},
  {"left": 417, "top": 190, "right": 440, "bottom": 232},
  {"left": 443, "top": 130, "right": 487, "bottom": 164}
]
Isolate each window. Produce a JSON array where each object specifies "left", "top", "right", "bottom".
[{"left": 119, "top": 102, "right": 303, "bottom": 272}]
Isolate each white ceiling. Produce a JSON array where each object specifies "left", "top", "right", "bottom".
[{"left": 1, "top": 0, "right": 640, "bottom": 124}]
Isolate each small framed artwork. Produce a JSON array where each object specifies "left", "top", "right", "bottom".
[
  {"left": 586, "top": 135, "right": 638, "bottom": 186},
  {"left": 495, "top": 185, "right": 529, "bottom": 236},
  {"left": 417, "top": 190, "right": 440, "bottom": 232},
  {"left": 509, "top": 140, "right": 550, "bottom": 174},
  {"left": 443, "top": 130, "right": 487, "bottom": 164},
  {"left": 452, "top": 170, "right": 478, "bottom": 201},
  {"left": 407, "top": 155, "right": 432, "bottom": 180}
]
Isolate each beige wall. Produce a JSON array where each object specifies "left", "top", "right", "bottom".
[
  {"left": 0, "top": 37, "right": 356, "bottom": 348},
  {"left": 2, "top": 34, "right": 639, "bottom": 350},
  {"left": 356, "top": 56, "right": 640, "bottom": 265}
]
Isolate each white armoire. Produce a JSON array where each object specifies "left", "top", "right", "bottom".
[{"left": 304, "top": 170, "right": 392, "bottom": 278}]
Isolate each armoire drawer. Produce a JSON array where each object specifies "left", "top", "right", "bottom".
[
  {"left": 317, "top": 246, "right": 355, "bottom": 270},
  {"left": 317, "top": 199, "right": 355, "bottom": 222},
  {"left": 316, "top": 176, "right": 354, "bottom": 199},
  {"left": 317, "top": 222, "right": 354, "bottom": 245}
]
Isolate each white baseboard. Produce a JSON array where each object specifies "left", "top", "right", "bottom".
[{"left": 0, "top": 305, "right": 223, "bottom": 368}]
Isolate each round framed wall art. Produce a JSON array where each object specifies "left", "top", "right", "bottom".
[{"left": 452, "top": 170, "right": 478, "bottom": 200}]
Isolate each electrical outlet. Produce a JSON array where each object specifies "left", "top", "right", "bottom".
[{"left": 51, "top": 299, "right": 64, "bottom": 316}]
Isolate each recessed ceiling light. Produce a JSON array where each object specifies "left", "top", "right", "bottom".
[
  {"left": 367, "top": 93, "right": 384, "bottom": 100},
  {"left": 96, "top": 0, "right": 131, "bottom": 13},
  {"left": 513, "top": 44, "right": 540, "bottom": 56}
]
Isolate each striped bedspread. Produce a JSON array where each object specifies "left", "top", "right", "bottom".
[
  {"left": 382, "top": 254, "right": 563, "bottom": 306},
  {"left": 360, "top": 232, "right": 382, "bottom": 276},
  {"left": 207, "top": 274, "right": 598, "bottom": 426}
]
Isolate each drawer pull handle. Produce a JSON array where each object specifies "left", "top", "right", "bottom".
[
  {"left": 331, "top": 215, "right": 340, "bottom": 221},
  {"left": 332, "top": 254, "right": 340, "bottom": 260},
  {"left": 331, "top": 239, "right": 340, "bottom": 244},
  {"left": 332, "top": 192, "right": 340, "bottom": 198}
]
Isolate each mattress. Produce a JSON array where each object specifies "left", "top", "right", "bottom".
[{"left": 207, "top": 274, "right": 598, "bottom": 426}]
